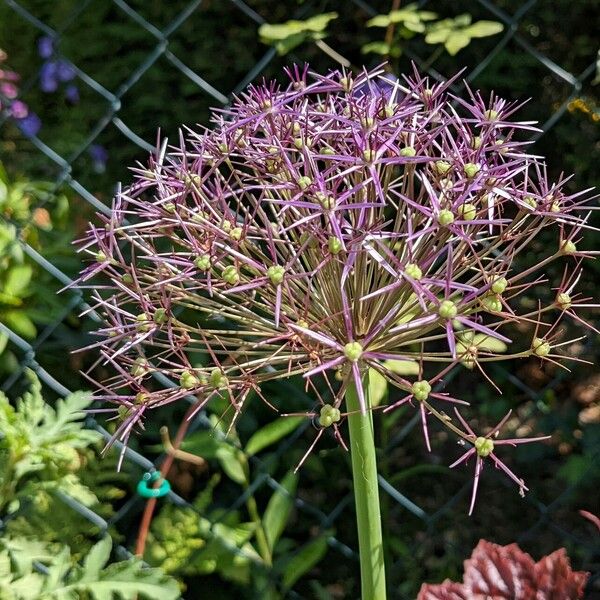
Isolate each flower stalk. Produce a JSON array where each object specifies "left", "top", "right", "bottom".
[{"left": 346, "top": 373, "right": 387, "bottom": 600}]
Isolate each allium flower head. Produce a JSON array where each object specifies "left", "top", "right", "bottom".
[{"left": 77, "top": 64, "right": 597, "bottom": 508}]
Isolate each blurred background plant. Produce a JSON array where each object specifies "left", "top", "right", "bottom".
[{"left": 0, "top": 1, "right": 598, "bottom": 598}]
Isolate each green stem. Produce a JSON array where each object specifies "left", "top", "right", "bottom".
[{"left": 346, "top": 373, "right": 387, "bottom": 600}]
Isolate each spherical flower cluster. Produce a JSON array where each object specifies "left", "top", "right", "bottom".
[{"left": 77, "top": 64, "right": 597, "bottom": 510}]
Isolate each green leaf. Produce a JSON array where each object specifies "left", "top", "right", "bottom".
[
  {"left": 368, "top": 368, "right": 388, "bottom": 408},
  {"left": 281, "top": 535, "right": 328, "bottom": 590},
  {"left": 215, "top": 447, "right": 247, "bottom": 485},
  {"left": 259, "top": 13, "right": 337, "bottom": 55},
  {"left": 4, "top": 265, "right": 33, "bottom": 298},
  {"left": 263, "top": 471, "right": 298, "bottom": 552},
  {"left": 465, "top": 20, "right": 504, "bottom": 38},
  {"left": 444, "top": 31, "right": 471, "bottom": 55},
  {"left": 361, "top": 41, "right": 392, "bottom": 55},
  {"left": 384, "top": 359, "right": 420, "bottom": 376},
  {"left": 2, "top": 310, "right": 36, "bottom": 338},
  {"left": 366, "top": 14, "right": 391, "bottom": 28},
  {"left": 245, "top": 416, "right": 304, "bottom": 456}
]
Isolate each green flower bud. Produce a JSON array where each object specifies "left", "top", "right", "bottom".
[
  {"left": 318, "top": 404, "right": 341, "bottom": 428},
  {"left": 474, "top": 436, "right": 494, "bottom": 457},
  {"left": 457, "top": 203, "right": 477, "bottom": 221},
  {"left": 344, "top": 341, "right": 363, "bottom": 362},
  {"left": 230, "top": 227, "right": 243, "bottom": 241},
  {"left": 321, "top": 147, "right": 335, "bottom": 155},
  {"left": 292, "top": 122, "right": 301, "bottom": 134},
  {"left": 218, "top": 142, "right": 228, "bottom": 153},
  {"left": 561, "top": 240, "right": 577, "bottom": 255},
  {"left": 532, "top": 337, "right": 551, "bottom": 357},
  {"left": 435, "top": 160, "right": 452, "bottom": 175},
  {"left": 556, "top": 292, "right": 572, "bottom": 310},
  {"left": 382, "top": 105, "right": 395, "bottom": 118},
  {"left": 298, "top": 176, "right": 312, "bottom": 190},
  {"left": 95, "top": 251, "right": 108, "bottom": 263},
  {"left": 163, "top": 202, "right": 176, "bottom": 214},
  {"left": 135, "top": 392, "right": 148, "bottom": 404},
  {"left": 328, "top": 236, "right": 343, "bottom": 255},
  {"left": 438, "top": 300, "right": 458, "bottom": 319},
  {"left": 209, "top": 368, "right": 228, "bottom": 389},
  {"left": 363, "top": 149, "right": 376, "bottom": 163},
  {"left": 130, "top": 357, "right": 149, "bottom": 377},
  {"left": 194, "top": 255, "right": 211, "bottom": 271},
  {"left": 470, "top": 136, "right": 482, "bottom": 149},
  {"left": 221, "top": 265, "right": 240, "bottom": 285},
  {"left": 411, "top": 380, "right": 431, "bottom": 402},
  {"left": 523, "top": 196, "right": 537, "bottom": 210},
  {"left": 180, "top": 370, "right": 200, "bottom": 389},
  {"left": 153, "top": 308, "right": 167, "bottom": 324},
  {"left": 135, "top": 313, "right": 151, "bottom": 332},
  {"left": 463, "top": 163, "right": 481, "bottom": 179},
  {"left": 267, "top": 265, "right": 285, "bottom": 286},
  {"left": 481, "top": 295, "right": 502, "bottom": 313},
  {"left": 400, "top": 146, "right": 416, "bottom": 157},
  {"left": 438, "top": 209, "right": 455, "bottom": 226},
  {"left": 315, "top": 191, "right": 335, "bottom": 210},
  {"left": 484, "top": 109, "right": 498, "bottom": 120},
  {"left": 221, "top": 220, "right": 232, "bottom": 232},
  {"left": 491, "top": 277, "right": 508, "bottom": 295},
  {"left": 404, "top": 263, "right": 423, "bottom": 280},
  {"left": 121, "top": 273, "right": 134, "bottom": 284}
]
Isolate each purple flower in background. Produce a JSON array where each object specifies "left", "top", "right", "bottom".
[
  {"left": 1, "top": 82, "right": 18, "bottom": 99},
  {"left": 89, "top": 144, "right": 108, "bottom": 173},
  {"left": 65, "top": 83, "right": 79, "bottom": 104},
  {"left": 15, "top": 112, "right": 41, "bottom": 138},
  {"left": 40, "top": 61, "right": 59, "bottom": 92},
  {"left": 9, "top": 99, "right": 29, "bottom": 119},
  {"left": 38, "top": 36, "right": 54, "bottom": 59},
  {"left": 56, "top": 60, "right": 75, "bottom": 83}
]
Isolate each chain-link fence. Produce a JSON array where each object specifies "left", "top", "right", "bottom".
[{"left": 1, "top": 1, "right": 599, "bottom": 598}]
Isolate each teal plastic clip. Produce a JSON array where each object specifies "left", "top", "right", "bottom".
[{"left": 137, "top": 471, "right": 171, "bottom": 499}]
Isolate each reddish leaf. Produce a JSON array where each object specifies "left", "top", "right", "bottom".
[
  {"left": 464, "top": 540, "right": 537, "bottom": 599},
  {"left": 418, "top": 580, "right": 469, "bottom": 599},
  {"left": 418, "top": 540, "right": 589, "bottom": 600},
  {"left": 534, "top": 549, "right": 588, "bottom": 600}
]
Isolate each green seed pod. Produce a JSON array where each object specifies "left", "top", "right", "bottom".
[
  {"left": 163, "top": 202, "right": 176, "bottom": 214},
  {"left": 318, "top": 404, "right": 341, "bottom": 428},
  {"left": 400, "top": 146, "right": 416, "bottom": 157},
  {"left": 470, "top": 136, "right": 482, "bottom": 149},
  {"left": 363, "top": 149, "right": 376, "bottom": 163},
  {"left": 297, "top": 176, "right": 312, "bottom": 190},
  {"left": 180, "top": 370, "right": 200, "bottom": 389},
  {"left": 561, "top": 240, "right": 577, "bottom": 255},
  {"left": 153, "top": 308, "right": 167, "bottom": 324},
  {"left": 556, "top": 292, "right": 572, "bottom": 310},
  {"left": 484, "top": 109, "right": 498, "bottom": 120},
  {"left": 463, "top": 163, "right": 481, "bottom": 178},
  {"left": 221, "top": 265, "right": 240, "bottom": 285},
  {"left": 121, "top": 273, "right": 134, "bottom": 284},
  {"left": 531, "top": 337, "right": 551, "bottom": 357},
  {"left": 267, "top": 265, "right": 285, "bottom": 286},
  {"left": 404, "top": 263, "right": 423, "bottom": 280},
  {"left": 435, "top": 160, "right": 452, "bottom": 175},
  {"left": 135, "top": 313, "right": 151, "bottom": 332},
  {"left": 328, "top": 236, "right": 343, "bottom": 255},
  {"left": 491, "top": 277, "right": 508, "bottom": 295},
  {"left": 209, "top": 368, "right": 228, "bottom": 389},
  {"left": 457, "top": 203, "right": 477, "bottom": 221},
  {"left": 411, "top": 380, "right": 431, "bottom": 402},
  {"left": 438, "top": 300, "right": 458, "bottom": 319},
  {"left": 474, "top": 436, "right": 494, "bottom": 457},
  {"left": 194, "top": 255, "right": 211, "bottom": 271},
  {"left": 523, "top": 196, "right": 537, "bottom": 210},
  {"left": 130, "top": 357, "right": 149, "bottom": 377},
  {"left": 438, "top": 209, "right": 455, "bottom": 226},
  {"left": 230, "top": 227, "right": 243, "bottom": 241},
  {"left": 135, "top": 391, "right": 148, "bottom": 404},
  {"left": 481, "top": 295, "right": 502, "bottom": 313},
  {"left": 343, "top": 341, "right": 363, "bottom": 362}
]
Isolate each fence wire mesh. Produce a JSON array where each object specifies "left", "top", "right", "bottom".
[{"left": 1, "top": 0, "right": 599, "bottom": 598}]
